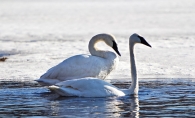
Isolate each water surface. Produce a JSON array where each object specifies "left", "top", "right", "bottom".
[{"left": 0, "top": 78, "right": 195, "bottom": 117}]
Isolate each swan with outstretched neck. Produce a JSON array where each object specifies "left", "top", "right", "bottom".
[
  {"left": 48, "top": 33, "right": 151, "bottom": 97},
  {"left": 36, "top": 33, "right": 121, "bottom": 86}
]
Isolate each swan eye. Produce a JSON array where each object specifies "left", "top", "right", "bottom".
[{"left": 112, "top": 41, "right": 121, "bottom": 56}]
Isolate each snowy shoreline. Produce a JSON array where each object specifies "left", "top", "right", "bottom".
[{"left": 0, "top": 34, "right": 194, "bottom": 81}]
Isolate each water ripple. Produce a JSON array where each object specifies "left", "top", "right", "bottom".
[{"left": 0, "top": 79, "right": 194, "bottom": 117}]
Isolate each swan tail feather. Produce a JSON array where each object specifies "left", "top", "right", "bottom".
[
  {"left": 48, "top": 85, "right": 80, "bottom": 97},
  {"left": 36, "top": 78, "right": 61, "bottom": 86}
]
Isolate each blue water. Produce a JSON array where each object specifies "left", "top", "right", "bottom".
[{"left": 0, "top": 79, "right": 195, "bottom": 117}]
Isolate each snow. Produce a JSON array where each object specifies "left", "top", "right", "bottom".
[{"left": 0, "top": 0, "right": 195, "bottom": 81}]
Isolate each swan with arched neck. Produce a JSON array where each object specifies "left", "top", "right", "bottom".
[{"left": 36, "top": 33, "right": 121, "bottom": 86}]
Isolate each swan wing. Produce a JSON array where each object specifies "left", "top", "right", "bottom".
[
  {"left": 37, "top": 54, "right": 109, "bottom": 85},
  {"left": 48, "top": 78, "right": 125, "bottom": 97}
]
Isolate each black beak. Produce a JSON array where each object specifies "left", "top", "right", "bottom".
[
  {"left": 112, "top": 41, "right": 121, "bottom": 56},
  {"left": 138, "top": 35, "right": 152, "bottom": 47}
]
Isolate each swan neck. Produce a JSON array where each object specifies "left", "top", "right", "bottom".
[
  {"left": 88, "top": 37, "right": 96, "bottom": 54},
  {"left": 88, "top": 35, "right": 110, "bottom": 58},
  {"left": 129, "top": 43, "right": 139, "bottom": 94}
]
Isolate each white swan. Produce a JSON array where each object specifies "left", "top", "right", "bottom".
[
  {"left": 48, "top": 33, "right": 151, "bottom": 97},
  {"left": 36, "top": 33, "right": 121, "bottom": 86}
]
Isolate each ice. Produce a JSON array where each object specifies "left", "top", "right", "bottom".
[{"left": 0, "top": 0, "right": 195, "bottom": 81}]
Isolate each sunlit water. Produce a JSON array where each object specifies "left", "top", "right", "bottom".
[{"left": 0, "top": 79, "right": 195, "bottom": 117}]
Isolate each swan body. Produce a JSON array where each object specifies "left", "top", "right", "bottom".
[
  {"left": 48, "top": 33, "right": 152, "bottom": 97},
  {"left": 49, "top": 78, "right": 126, "bottom": 97},
  {"left": 37, "top": 33, "right": 121, "bottom": 86}
]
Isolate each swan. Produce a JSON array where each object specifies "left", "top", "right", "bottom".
[
  {"left": 48, "top": 33, "right": 151, "bottom": 97},
  {"left": 36, "top": 33, "right": 121, "bottom": 86}
]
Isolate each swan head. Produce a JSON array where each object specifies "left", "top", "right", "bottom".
[
  {"left": 90, "top": 33, "right": 121, "bottom": 56},
  {"left": 103, "top": 34, "right": 121, "bottom": 56},
  {"left": 130, "top": 33, "right": 152, "bottom": 47}
]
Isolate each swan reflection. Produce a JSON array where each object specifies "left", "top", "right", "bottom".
[
  {"left": 116, "top": 95, "right": 139, "bottom": 118},
  {"left": 46, "top": 95, "right": 139, "bottom": 117}
]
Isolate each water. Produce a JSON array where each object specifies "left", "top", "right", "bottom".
[{"left": 0, "top": 79, "right": 195, "bottom": 117}]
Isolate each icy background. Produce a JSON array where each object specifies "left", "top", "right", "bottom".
[{"left": 0, "top": 0, "right": 195, "bottom": 81}]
